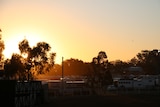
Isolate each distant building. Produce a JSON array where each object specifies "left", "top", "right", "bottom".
[
  {"left": 127, "top": 66, "right": 143, "bottom": 72},
  {"left": 123, "top": 66, "right": 144, "bottom": 77},
  {"left": 115, "top": 75, "right": 160, "bottom": 89},
  {"left": 47, "top": 78, "right": 92, "bottom": 96}
]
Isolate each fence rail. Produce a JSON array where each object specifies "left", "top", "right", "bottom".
[{"left": 0, "top": 80, "right": 43, "bottom": 107}]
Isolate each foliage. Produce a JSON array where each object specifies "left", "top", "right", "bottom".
[
  {"left": 4, "top": 39, "right": 55, "bottom": 81},
  {"left": 135, "top": 49, "right": 160, "bottom": 74},
  {"left": 89, "top": 51, "right": 113, "bottom": 89},
  {"left": 0, "top": 31, "right": 5, "bottom": 62},
  {"left": 109, "top": 60, "right": 130, "bottom": 74},
  {"left": 2, "top": 33, "right": 160, "bottom": 81},
  {"left": 0, "top": 30, "right": 5, "bottom": 79},
  {"left": 63, "top": 58, "right": 90, "bottom": 76},
  {"left": 108, "top": 49, "right": 160, "bottom": 75},
  {"left": 41, "top": 58, "right": 91, "bottom": 77},
  {"left": 4, "top": 54, "right": 26, "bottom": 80}
]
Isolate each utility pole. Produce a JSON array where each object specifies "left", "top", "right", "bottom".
[
  {"left": 61, "top": 57, "right": 64, "bottom": 96},
  {"left": 62, "top": 57, "right": 64, "bottom": 79}
]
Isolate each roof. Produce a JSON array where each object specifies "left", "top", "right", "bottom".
[{"left": 127, "top": 67, "right": 143, "bottom": 72}]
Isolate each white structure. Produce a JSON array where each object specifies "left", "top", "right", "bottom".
[
  {"left": 116, "top": 75, "right": 159, "bottom": 89},
  {"left": 47, "top": 78, "right": 91, "bottom": 96},
  {"left": 118, "top": 79, "right": 133, "bottom": 89}
]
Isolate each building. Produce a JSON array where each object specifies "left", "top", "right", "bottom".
[
  {"left": 123, "top": 66, "right": 144, "bottom": 76},
  {"left": 47, "top": 78, "right": 92, "bottom": 96},
  {"left": 116, "top": 75, "right": 159, "bottom": 89}
]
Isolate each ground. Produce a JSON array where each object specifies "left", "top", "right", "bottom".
[{"left": 40, "top": 95, "right": 160, "bottom": 107}]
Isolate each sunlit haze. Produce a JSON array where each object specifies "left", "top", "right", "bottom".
[{"left": 0, "top": 0, "right": 160, "bottom": 64}]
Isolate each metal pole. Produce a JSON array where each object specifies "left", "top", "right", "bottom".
[
  {"left": 61, "top": 57, "right": 64, "bottom": 96},
  {"left": 62, "top": 57, "right": 64, "bottom": 79}
]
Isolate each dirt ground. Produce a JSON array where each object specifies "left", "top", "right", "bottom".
[{"left": 40, "top": 95, "right": 160, "bottom": 107}]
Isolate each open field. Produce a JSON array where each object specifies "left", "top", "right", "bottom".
[{"left": 40, "top": 95, "right": 160, "bottom": 107}]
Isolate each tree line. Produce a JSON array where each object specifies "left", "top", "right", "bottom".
[
  {"left": 39, "top": 50, "right": 160, "bottom": 89},
  {"left": 1, "top": 29, "right": 160, "bottom": 88},
  {"left": 43, "top": 50, "right": 160, "bottom": 76}
]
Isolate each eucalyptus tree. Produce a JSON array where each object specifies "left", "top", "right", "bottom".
[
  {"left": 18, "top": 39, "right": 56, "bottom": 80},
  {"left": 89, "top": 51, "right": 113, "bottom": 92},
  {"left": 0, "top": 29, "right": 5, "bottom": 80},
  {"left": 4, "top": 54, "right": 25, "bottom": 80},
  {"left": 136, "top": 49, "right": 160, "bottom": 74},
  {"left": 0, "top": 29, "right": 5, "bottom": 66}
]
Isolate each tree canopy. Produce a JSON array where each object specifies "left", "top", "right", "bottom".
[
  {"left": 4, "top": 38, "right": 56, "bottom": 81},
  {"left": 89, "top": 51, "right": 113, "bottom": 89},
  {"left": 135, "top": 49, "right": 160, "bottom": 74},
  {"left": 0, "top": 32, "right": 5, "bottom": 63}
]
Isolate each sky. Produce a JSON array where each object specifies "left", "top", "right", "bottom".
[{"left": 0, "top": 0, "right": 160, "bottom": 64}]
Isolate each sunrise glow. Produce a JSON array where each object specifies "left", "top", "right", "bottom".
[{"left": 0, "top": 0, "right": 160, "bottom": 64}]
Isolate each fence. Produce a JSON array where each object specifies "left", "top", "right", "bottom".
[
  {"left": 108, "top": 87, "right": 160, "bottom": 96},
  {"left": 0, "top": 80, "right": 43, "bottom": 107}
]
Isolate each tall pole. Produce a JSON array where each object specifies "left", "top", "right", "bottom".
[
  {"left": 61, "top": 57, "right": 64, "bottom": 96},
  {"left": 62, "top": 57, "right": 64, "bottom": 79}
]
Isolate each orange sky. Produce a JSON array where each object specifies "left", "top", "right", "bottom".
[{"left": 0, "top": 0, "right": 160, "bottom": 64}]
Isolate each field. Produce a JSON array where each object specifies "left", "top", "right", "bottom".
[{"left": 40, "top": 94, "right": 160, "bottom": 107}]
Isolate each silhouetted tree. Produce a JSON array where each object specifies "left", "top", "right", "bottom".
[
  {"left": 17, "top": 39, "right": 56, "bottom": 80},
  {"left": 4, "top": 39, "right": 56, "bottom": 80},
  {"left": 62, "top": 58, "right": 90, "bottom": 76},
  {"left": 4, "top": 54, "right": 26, "bottom": 80},
  {"left": 38, "top": 58, "right": 92, "bottom": 79},
  {"left": 136, "top": 49, "right": 160, "bottom": 74},
  {"left": 129, "top": 57, "right": 139, "bottom": 66},
  {"left": 89, "top": 51, "right": 113, "bottom": 93},
  {"left": 110, "top": 60, "right": 130, "bottom": 74},
  {"left": 0, "top": 30, "right": 5, "bottom": 66},
  {"left": 0, "top": 30, "right": 5, "bottom": 78}
]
